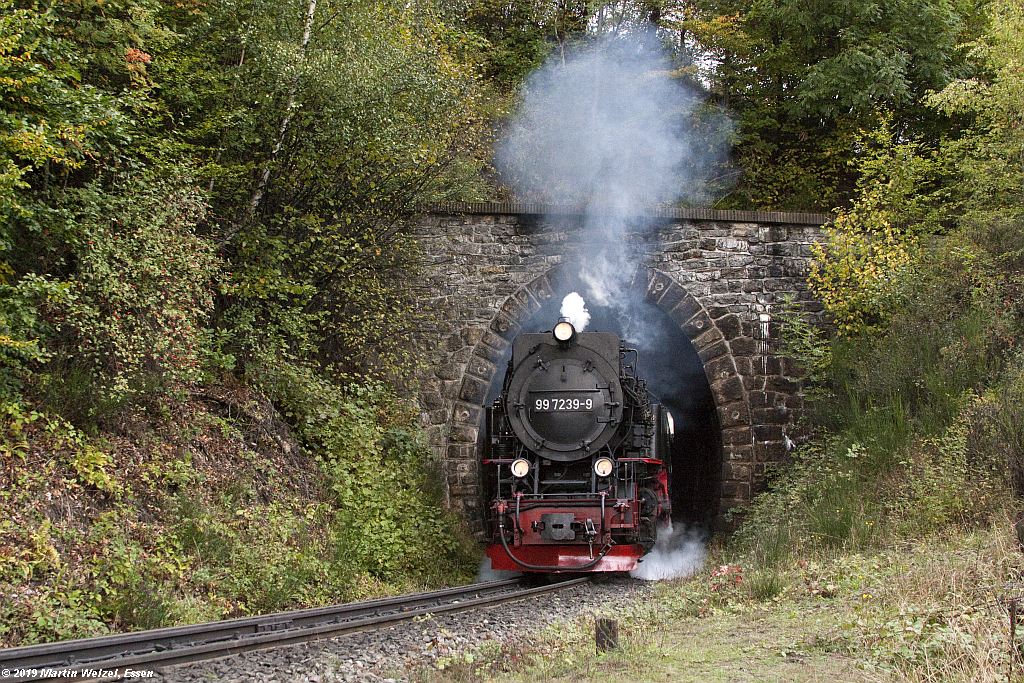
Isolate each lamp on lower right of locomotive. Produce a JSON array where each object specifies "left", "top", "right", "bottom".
[{"left": 593, "top": 456, "right": 614, "bottom": 478}]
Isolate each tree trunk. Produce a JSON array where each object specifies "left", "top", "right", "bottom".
[{"left": 239, "top": 0, "right": 318, "bottom": 229}]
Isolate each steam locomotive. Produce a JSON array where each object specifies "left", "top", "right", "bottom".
[{"left": 482, "top": 318, "right": 674, "bottom": 573}]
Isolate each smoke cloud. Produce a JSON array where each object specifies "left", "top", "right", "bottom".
[
  {"left": 496, "top": 31, "right": 726, "bottom": 211},
  {"left": 559, "top": 292, "right": 591, "bottom": 331},
  {"left": 497, "top": 30, "right": 732, "bottom": 343},
  {"left": 630, "top": 522, "right": 707, "bottom": 581}
]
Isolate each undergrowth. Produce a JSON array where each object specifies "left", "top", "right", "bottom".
[{"left": 0, "top": 378, "right": 477, "bottom": 648}]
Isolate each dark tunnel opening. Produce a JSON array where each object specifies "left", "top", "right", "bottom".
[{"left": 478, "top": 287, "right": 723, "bottom": 533}]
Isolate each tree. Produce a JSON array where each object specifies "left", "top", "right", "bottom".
[
  {"left": 0, "top": 0, "right": 491, "bottom": 408},
  {"left": 927, "top": 0, "right": 1024, "bottom": 219},
  {"left": 666, "top": 0, "right": 981, "bottom": 209},
  {"left": 157, "top": 0, "right": 488, "bottom": 378}
]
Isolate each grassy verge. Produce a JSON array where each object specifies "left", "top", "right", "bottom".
[{"left": 414, "top": 522, "right": 1021, "bottom": 682}]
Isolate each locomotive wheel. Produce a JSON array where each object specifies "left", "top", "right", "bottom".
[
  {"left": 637, "top": 518, "right": 658, "bottom": 551},
  {"left": 639, "top": 487, "right": 659, "bottom": 514}
]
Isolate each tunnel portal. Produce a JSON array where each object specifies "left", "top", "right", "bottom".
[{"left": 413, "top": 203, "right": 827, "bottom": 534}]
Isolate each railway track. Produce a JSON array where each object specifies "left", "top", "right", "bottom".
[{"left": 0, "top": 577, "right": 589, "bottom": 682}]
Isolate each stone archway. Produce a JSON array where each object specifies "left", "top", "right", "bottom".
[
  {"left": 412, "top": 205, "right": 826, "bottom": 532},
  {"left": 642, "top": 269, "right": 756, "bottom": 513},
  {"left": 444, "top": 264, "right": 761, "bottom": 529}
]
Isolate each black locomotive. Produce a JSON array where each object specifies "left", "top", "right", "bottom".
[{"left": 482, "top": 318, "right": 673, "bottom": 572}]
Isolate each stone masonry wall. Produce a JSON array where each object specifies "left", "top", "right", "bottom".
[{"left": 412, "top": 204, "right": 828, "bottom": 532}]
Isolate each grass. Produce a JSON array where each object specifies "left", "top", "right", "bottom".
[{"left": 410, "top": 521, "right": 1023, "bottom": 683}]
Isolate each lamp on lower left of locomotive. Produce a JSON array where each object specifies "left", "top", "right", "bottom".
[
  {"left": 593, "top": 457, "right": 614, "bottom": 478},
  {"left": 510, "top": 458, "right": 531, "bottom": 478}
]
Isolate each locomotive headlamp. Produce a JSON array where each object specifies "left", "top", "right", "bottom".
[
  {"left": 553, "top": 320, "right": 576, "bottom": 343},
  {"left": 593, "top": 457, "right": 614, "bottom": 478},
  {"left": 510, "top": 458, "right": 531, "bottom": 478}
]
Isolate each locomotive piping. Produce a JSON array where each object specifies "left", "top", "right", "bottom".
[
  {"left": 515, "top": 494, "right": 522, "bottom": 532},
  {"left": 497, "top": 517, "right": 612, "bottom": 572}
]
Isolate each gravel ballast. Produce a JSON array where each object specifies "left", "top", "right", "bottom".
[{"left": 157, "top": 577, "right": 651, "bottom": 682}]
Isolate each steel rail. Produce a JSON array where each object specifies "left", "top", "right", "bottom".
[{"left": 0, "top": 577, "right": 589, "bottom": 681}]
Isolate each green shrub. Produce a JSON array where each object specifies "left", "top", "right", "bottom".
[
  {"left": 257, "top": 362, "right": 477, "bottom": 584},
  {"left": 744, "top": 221, "right": 1019, "bottom": 561},
  {"left": 55, "top": 177, "right": 218, "bottom": 404},
  {"left": 745, "top": 568, "right": 787, "bottom": 601},
  {"left": 170, "top": 495, "right": 346, "bottom": 615},
  {"left": 0, "top": 275, "right": 68, "bottom": 399},
  {"left": 968, "top": 353, "right": 1024, "bottom": 498}
]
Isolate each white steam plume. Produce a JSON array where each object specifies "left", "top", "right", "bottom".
[
  {"left": 560, "top": 292, "right": 591, "bottom": 332},
  {"left": 630, "top": 522, "right": 706, "bottom": 581},
  {"left": 475, "top": 557, "right": 520, "bottom": 583},
  {"left": 497, "top": 29, "right": 731, "bottom": 344}
]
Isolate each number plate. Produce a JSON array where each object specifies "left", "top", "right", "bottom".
[{"left": 530, "top": 395, "right": 595, "bottom": 412}]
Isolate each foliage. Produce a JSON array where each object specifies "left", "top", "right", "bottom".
[
  {"left": 756, "top": 225, "right": 1018, "bottom": 557},
  {"left": 0, "top": 0, "right": 486, "bottom": 647},
  {"left": 968, "top": 353, "right": 1024, "bottom": 498},
  {"left": 1, "top": 0, "right": 490, "bottom": 399},
  {"left": 56, "top": 177, "right": 217, "bottom": 403},
  {"left": 739, "top": 0, "right": 1024, "bottom": 570},
  {"left": 660, "top": 0, "right": 984, "bottom": 209},
  {"left": 460, "top": 0, "right": 556, "bottom": 89},
  {"left": 0, "top": 1, "right": 111, "bottom": 221},
  {"left": 0, "top": 275, "right": 66, "bottom": 399},
  {"left": 452, "top": 0, "right": 989, "bottom": 210},
  {"left": 808, "top": 218, "right": 918, "bottom": 337},
  {"left": 927, "top": 0, "right": 1024, "bottom": 219},
  {"left": 159, "top": 0, "right": 488, "bottom": 379},
  {"left": 0, "top": 384, "right": 477, "bottom": 648},
  {"left": 257, "top": 363, "right": 476, "bottom": 583}
]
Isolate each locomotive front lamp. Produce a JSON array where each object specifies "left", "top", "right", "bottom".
[
  {"left": 593, "top": 457, "right": 614, "bottom": 478},
  {"left": 553, "top": 320, "right": 576, "bottom": 343},
  {"left": 510, "top": 458, "right": 531, "bottom": 478}
]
